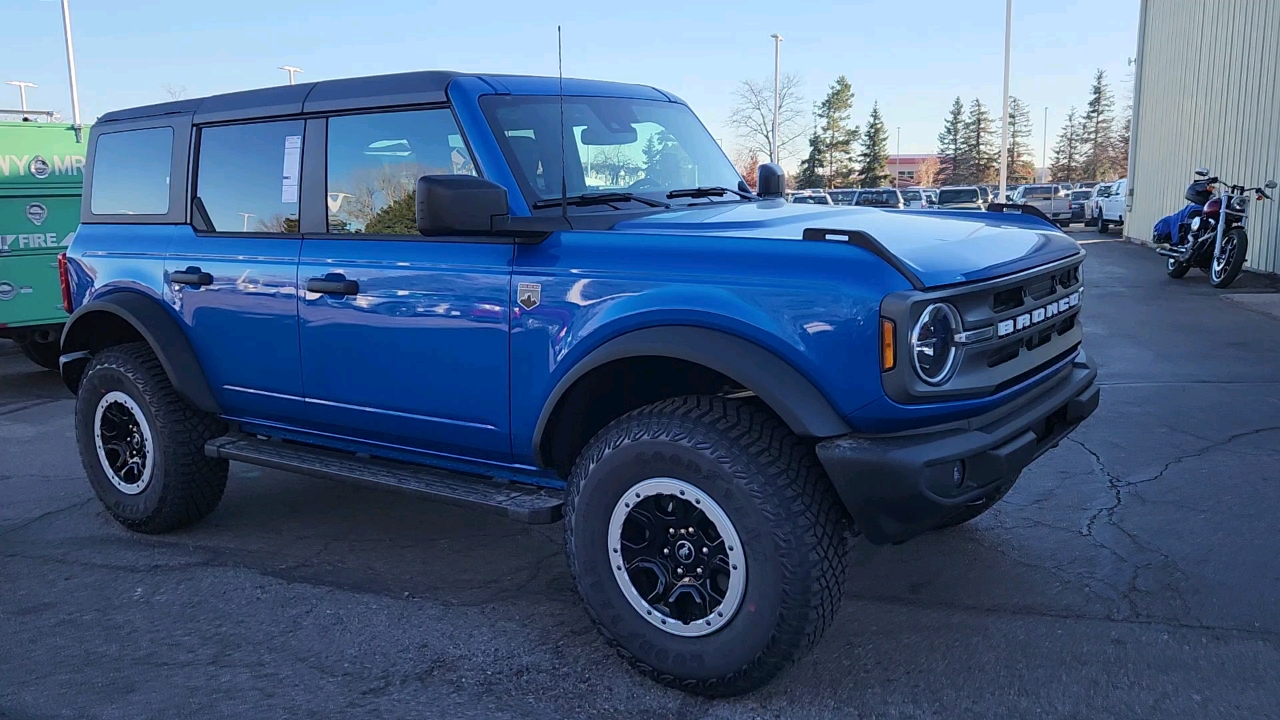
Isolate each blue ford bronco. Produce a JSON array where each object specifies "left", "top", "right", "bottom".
[{"left": 59, "top": 71, "right": 1098, "bottom": 696}]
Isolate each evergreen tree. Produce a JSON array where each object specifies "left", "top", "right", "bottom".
[
  {"left": 964, "top": 98, "right": 998, "bottom": 185},
  {"left": 795, "top": 131, "right": 826, "bottom": 190},
  {"left": 858, "top": 102, "right": 891, "bottom": 188},
  {"left": 936, "top": 97, "right": 966, "bottom": 185},
  {"left": 1049, "top": 107, "right": 1085, "bottom": 183},
  {"left": 812, "top": 76, "right": 861, "bottom": 188},
  {"left": 1079, "top": 69, "right": 1116, "bottom": 181},
  {"left": 1003, "top": 96, "right": 1036, "bottom": 184}
]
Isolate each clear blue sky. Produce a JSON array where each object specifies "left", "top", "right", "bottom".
[{"left": 5, "top": 0, "right": 1139, "bottom": 169}]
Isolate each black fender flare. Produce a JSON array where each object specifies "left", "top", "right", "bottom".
[
  {"left": 532, "top": 326, "right": 851, "bottom": 465},
  {"left": 59, "top": 292, "right": 221, "bottom": 414}
]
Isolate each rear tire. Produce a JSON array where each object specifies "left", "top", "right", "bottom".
[
  {"left": 565, "top": 396, "right": 850, "bottom": 697},
  {"left": 17, "top": 336, "right": 60, "bottom": 370},
  {"left": 75, "top": 342, "right": 229, "bottom": 533},
  {"left": 1167, "top": 257, "right": 1190, "bottom": 279},
  {"left": 1098, "top": 215, "right": 1110, "bottom": 234},
  {"left": 1210, "top": 228, "right": 1248, "bottom": 288}
]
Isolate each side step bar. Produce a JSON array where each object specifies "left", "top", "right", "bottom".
[{"left": 205, "top": 433, "right": 564, "bottom": 524}]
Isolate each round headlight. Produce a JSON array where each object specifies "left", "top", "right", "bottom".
[
  {"left": 1230, "top": 195, "right": 1250, "bottom": 212},
  {"left": 910, "top": 303, "right": 962, "bottom": 385}
]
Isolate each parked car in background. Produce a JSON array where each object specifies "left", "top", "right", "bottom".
[
  {"left": 1075, "top": 181, "right": 1100, "bottom": 190},
  {"left": 790, "top": 190, "right": 833, "bottom": 205},
  {"left": 978, "top": 185, "right": 993, "bottom": 204},
  {"left": 827, "top": 189, "right": 858, "bottom": 206},
  {"left": 900, "top": 188, "right": 929, "bottom": 208},
  {"left": 854, "top": 188, "right": 905, "bottom": 209},
  {"left": 1010, "top": 184, "right": 1072, "bottom": 225},
  {"left": 1098, "top": 178, "right": 1128, "bottom": 233},
  {"left": 936, "top": 186, "right": 986, "bottom": 210},
  {"left": 1085, "top": 182, "right": 1113, "bottom": 226},
  {"left": 1069, "top": 189, "right": 1093, "bottom": 225}
]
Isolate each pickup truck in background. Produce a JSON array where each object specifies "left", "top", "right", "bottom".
[
  {"left": 1098, "top": 178, "right": 1128, "bottom": 233},
  {"left": 1011, "top": 184, "right": 1072, "bottom": 226}
]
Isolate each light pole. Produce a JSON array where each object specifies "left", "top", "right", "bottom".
[
  {"left": 1042, "top": 106, "right": 1049, "bottom": 182},
  {"left": 59, "top": 0, "right": 82, "bottom": 129},
  {"left": 238, "top": 213, "right": 254, "bottom": 231},
  {"left": 770, "top": 33, "right": 783, "bottom": 163},
  {"left": 5, "top": 81, "right": 37, "bottom": 117},
  {"left": 997, "top": 0, "right": 1012, "bottom": 202},
  {"left": 279, "top": 66, "right": 303, "bottom": 85},
  {"left": 896, "top": 126, "right": 901, "bottom": 187}
]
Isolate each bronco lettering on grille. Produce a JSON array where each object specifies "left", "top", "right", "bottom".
[{"left": 996, "top": 290, "right": 1082, "bottom": 338}]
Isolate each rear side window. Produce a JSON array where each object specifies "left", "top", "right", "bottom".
[
  {"left": 90, "top": 127, "right": 173, "bottom": 215},
  {"left": 325, "top": 108, "right": 476, "bottom": 235},
  {"left": 194, "top": 120, "right": 304, "bottom": 233}
]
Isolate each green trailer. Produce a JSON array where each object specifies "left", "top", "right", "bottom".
[{"left": 0, "top": 120, "right": 88, "bottom": 369}]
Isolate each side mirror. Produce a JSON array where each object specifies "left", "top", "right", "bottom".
[
  {"left": 1266, "top": 180, "right": 1278, "bottom": 189},
  {"left": 416, "top": 175, "right": 509, "bottom": 236},
  {"left": 1194, "top": 167, "right": 1210, "bottom": 177},
  {"left": 758, "top": 163, "right": 786, "bottom": 199}
]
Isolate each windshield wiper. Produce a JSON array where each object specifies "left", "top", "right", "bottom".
[
  {"left": 531, "top": 192, "right": 671, "bottom": 210},
  {"left": 666, "top": 186, "right": 758, "bottom": 201}
]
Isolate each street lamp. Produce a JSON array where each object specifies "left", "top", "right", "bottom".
[
  {"left": 5, "top": 81, "right": 37, "bottom": 117},
  {"left": 1042, "top": 106, "right": 1049, "bottom": 182},
  {"left": 58, "top": 0, "right": 82, "bottom": 128},
  {"left": 238, "top": 213, "right": 255, "bottom": 231},
  {"left": 279, "top": 66, "right": 304, "bottom": 85},
  {"left": 770, "top": 33, "right": 783, "bottom": 163},
  {"left": 997, "top": 0, "right": 1012, "bottom": 202}
]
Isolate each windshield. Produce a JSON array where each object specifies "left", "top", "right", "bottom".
[
  {"left": 938, "top": 188, "right": 980, "bottom": 204},
  {"left": 480, "top": 95, "right": 743, "bottom": 211},
  {"left": 901, "top": 190, "right": 922, "bottom": 201},
  {"left": 1071, "top": 190, "right": 1092, "bottom": 201},
  {"left": 855, "top": 190, "right": 900, "bottom": 207},
  {"left": 828, "top": 190, "right": 857, "bottom": 205}
]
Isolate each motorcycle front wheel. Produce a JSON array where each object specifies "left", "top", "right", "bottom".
[
  {"left": 1210, "top": 227, "right": 1248, "bottom": 288},
  {"left": 1166, "top": 257, "right": 1190, "bottom": 279}
]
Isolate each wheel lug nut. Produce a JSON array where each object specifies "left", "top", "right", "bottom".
[
  {"left": 668, "top": 528, "right": 676, "bottom": 538},
  {"left": 696, "top": 567, "right": 703, "bottom": 575},
  {"left": 675, "top": 567, "right": 682, "bottom": 575},
  {"left": 687, "top": 527, "right": 695, "bottom": 534},
  {"left": 663, "top": 548, "right": 670, "bottom": 555},
  {"left": 702, "top": 547, "right": 709, "bottom": 554}
]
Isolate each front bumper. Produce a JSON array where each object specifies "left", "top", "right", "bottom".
[{"left": 816, "top": 352, "right": 1099, "bottom": 544}]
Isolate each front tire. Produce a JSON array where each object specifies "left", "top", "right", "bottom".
[
  {"left": 1210, "top": 228, "right": 1248, "bottom": 288},
  {"left": 1098, "top": 215, "right": 1110, "bottom": 234},
  {"left": 565, "top": 396, "right": 850, "bottom": 696},
  {"left": 76, "top": 342, "right": 229, "bottom": 533},
  {"left": 17, "top": 336, "right": 60, "bottom": 370}
]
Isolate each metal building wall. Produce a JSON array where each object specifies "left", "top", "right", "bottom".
[{"left": 1128, "top": 0, "right": 1280, "bottom": 274}]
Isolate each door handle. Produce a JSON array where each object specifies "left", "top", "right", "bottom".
[
  {"left": 306, "top": 275, "right": 359, "bottom": 296},
  {"left": 170, "top": 267, "right": 213, "bottom": 286}
]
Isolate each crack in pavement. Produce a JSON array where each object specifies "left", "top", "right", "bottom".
[
  {"left": 1120, "top": 425, "right": 1280, "bottom": 489},
  {"left": 0, "top": 498, "right": 94, "bottom": 538}
]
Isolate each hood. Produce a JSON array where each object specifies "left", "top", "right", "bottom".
[{"left": 614, "top": 202, "right": 1081, "bottom": 288}]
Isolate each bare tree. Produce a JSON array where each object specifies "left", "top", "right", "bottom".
[
  {"left": 161, "top": 83, "right": 188, "bottom": 100},
  {"left": 726, "top": 73, "right": 807, "bottom": 163},
  {"left": 914, "top": 156, "right": 941, "bottom": 188}
]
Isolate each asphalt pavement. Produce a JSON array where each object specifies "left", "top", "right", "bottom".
[{"left": 4, "top": 234, "right": 1280, "bottom": 719}]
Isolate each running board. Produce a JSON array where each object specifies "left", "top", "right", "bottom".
[{"left": 205, "top": 433, "right": 563, "bottom": 524}]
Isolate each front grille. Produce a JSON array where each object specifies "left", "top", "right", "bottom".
[{"left": 880, "top": 253, "right": 1086, "bottom": 404}]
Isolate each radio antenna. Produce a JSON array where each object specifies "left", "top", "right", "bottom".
[{"left": 558, "top": 25, "right": 567, "bottom": 218}]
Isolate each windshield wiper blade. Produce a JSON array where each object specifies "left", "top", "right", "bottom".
[
  {"left": 666, "top": 186, "right": 758, "bottom": 201},
  {"left": 531, "top": 192, "right": 670, "bottom": 210}
]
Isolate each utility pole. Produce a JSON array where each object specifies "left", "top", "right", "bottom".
[
  {"left": 239, "top": 213, "right": 254, "bottom": 232},
  {"left": 5, "top": 81, "right": 37, "bottom": 117},
  {"left": 1042, "top": 106, "right": 1049, "bottom": 182},
  {"left": 770, "top": 34, "right": 783, "bottom": 163},
  {"left": 997, "top": 0, "right": 1012, "bottom": 202},
  {"left": 59, "top": 0, "right": 82, "bottom": 129},
  {"left": 279, "top": 66, "right": 304, "bottom": 85}
]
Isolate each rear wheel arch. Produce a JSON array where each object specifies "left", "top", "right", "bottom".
[
  {"left": 533, "top": 326, "right": 851, "bottom": 475},
  {"left": 60, "top": 292, "right": 220, "bottom": 414}
]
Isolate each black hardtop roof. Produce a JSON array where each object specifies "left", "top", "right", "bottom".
[{"left": 96, "top": 69, "right": 464, "bottom": 125}]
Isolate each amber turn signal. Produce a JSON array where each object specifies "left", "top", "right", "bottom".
[{"left": 880, "top": 318, "right": 896, "bottom": 371}]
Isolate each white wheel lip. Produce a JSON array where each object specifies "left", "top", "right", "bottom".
[
  {"left": 94, "top": 391, "right": 155, "bottom": 495},
  {"left": 607, "top": 477, "right": 748, "bottom": 638}
]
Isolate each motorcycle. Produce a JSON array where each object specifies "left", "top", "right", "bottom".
[{"left": 1154, "top": 168, "right": 1277, "bottom": 288}]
